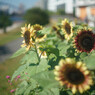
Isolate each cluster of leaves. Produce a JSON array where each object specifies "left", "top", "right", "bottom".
[
  {"left": 0, "top": 11, "right": 12, "bottom": 33},
  {"left": 24, "top": 8, "right": 49, "bottom": 25},
  {"left": 11, "top": 21, "right": 95, "bottom": 95}
]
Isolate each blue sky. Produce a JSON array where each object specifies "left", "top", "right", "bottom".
[{"left": 0, "top": 0, "right": 39, "bottom": 9}]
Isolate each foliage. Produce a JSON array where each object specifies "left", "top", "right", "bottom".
[
  {"left": 0, "top": 11, "right": 12, "bottom": 33},
  {"left": 10, "top": 19, "right": 95, "bottom": 95},
  {"left": 46, "top": 10, "right": 57, "bottom": 16},
  {"left": 57, "top": 9, "right": 65, "bottom": 15},
  {"left": 24, "top": 8, "right": 49, "bottom": 25}
]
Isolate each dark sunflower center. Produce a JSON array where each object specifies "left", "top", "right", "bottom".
[
  {"left": 53, "top": 26, "right": 58, "bottom": 31},
  {"left": 81, "top": 35, "right": 94, "bottom": 51},
  {"left": 65, "top": 23, "right": 71, "bottom": 35},
  {"left": 24, "top": 31, "right": 30, "bottom": 45},
  {"left": 66, "top": 68, "right": 85, "bottom": 85}
]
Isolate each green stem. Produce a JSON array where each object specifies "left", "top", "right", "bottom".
[
  {"left": 35, "top": 44, "right": 40, "bottom": 63},
  {"left": 39, "top": 51, "right": 43, "bottom": 59}
]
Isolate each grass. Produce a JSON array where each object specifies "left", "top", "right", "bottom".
[
  {"left": 0, "top": 23, "right": 24, "bottom": 95},
  {"left": 0, "top": 56, "right": 22, "bottom": 95},
  {"left": 0, "top": 26, "right": 22, "bottom": 46}
]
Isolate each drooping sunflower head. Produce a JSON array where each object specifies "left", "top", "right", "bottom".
[
  {"left": 52, "top": 25, "right": 65, "bottom": 41},
  {"left": 21, "top": 24, "right": 34, "bottom": 50},
  {"left": 33, "top": 24, "right": 43, "bottom": 32},
  {"left": 35, "top": 34, "right": 46, "bottom": 43},
  {"left": 52, "top": 25, "right": 60, "bottom": 32},
  {"left": 54, "top": 58, "right": 93, "bottom": 94},
  {"left": 61, "top": 19, "right": 73, "bottom": 40},
  {"left": 32, "top": 24, "right": 46, "bottom": 42},
  {"left": 74, "top": 28, "right": 95, "bottom": 53}
]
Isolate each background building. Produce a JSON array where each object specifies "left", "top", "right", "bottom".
[
  {"left": 28, "top": 0, "right": 95, "bottom": 27},
  {"left": 48, "top": 0, "right": 57, "bottom": 12},
  {"left": 47, "top": 0, "right": 74, "bottom": 14},
  {"left": 33, "top": 0, "right": 74, "bottom": 14},
  {"left": 74, "top": 0, "right": 95, "bottom": 26},
  {"left": 34, "top": 0, "right": 48, "bottom": 10},
  {"left": 74, "top": 0, "right": 95, "bottom": 19}
]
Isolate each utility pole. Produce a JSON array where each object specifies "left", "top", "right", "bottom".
[{"left": 73, "top": 0, "right": 76, "bottom": 17}]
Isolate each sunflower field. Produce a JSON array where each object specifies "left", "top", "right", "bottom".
[{"left": 9, "top": 19, "right": 95, "bottom": 95}]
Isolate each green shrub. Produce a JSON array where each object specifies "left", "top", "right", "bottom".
[
  {"left": 24, "top": 8, "right": 49, "bottom": 25},
  {"left": 57, "top": 9, "right": 65, "bottom": 15},
  {"left": 0, "top": 11, "right": 12, "bottom": 33}
]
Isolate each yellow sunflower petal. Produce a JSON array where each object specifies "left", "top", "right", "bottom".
[
  {"left": 65, "top": 58, "right": 75, "bottom": 64},
  {"left": 28, "top": 24, "right": 31, "bottom": 29},
  {"left": 55, "top": 77, "right": 60, "bottom": 81},
  {"left": 55, "top": 66, "right": 60, "bottom": 71},
  {"left": 84, "top": 70, "right": 90, "bottom": 75},
  {"left": 59, "top": 59, "right": 65, "bottom": 66},
  {"left": 72, "top": 85, "right": 77, "bottom": 94},
  {"left": 76, "top": 62, "right": 82, "bottom": 68},
  {"left": 54, "top": 71, "right": 60, "bottom": 76},
  {"left": 78, "top": 85, "right": 84, "bottom": 93}
]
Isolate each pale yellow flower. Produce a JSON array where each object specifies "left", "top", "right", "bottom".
[
  {"left": 21, "top": 24, "right": 34, "bottom": 51},
  {"left": 32, "top": 24, "right": 46, "bottom": 42},
  {"left": 61, "top": 19, "right": 73, "bottom": 40}
]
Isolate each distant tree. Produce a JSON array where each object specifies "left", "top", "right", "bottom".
[
  {"left": 24, "top": 8, "right": 49, "bottom": 25},
  {"left": 0, "top": 11, "right": 12, "bottom": 33}
]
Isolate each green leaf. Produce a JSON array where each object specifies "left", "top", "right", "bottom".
[
  {"left": 11, "top": 64, "right": 27, "bottom": 81},
  {"left": 91, "top": 89, "right": 95, "bottom": 95},
  {"left": 35, "top": 59, "right": 49, "bottom": 73},
  {"left": 48, "top": 54, "right": 63, "bottom": 70},
  {"left": 83, "top": 53, "right": 95, "bottom": 70},
  {"left": 21, "top": 58, "right": 49, "bottom": 79},
  {"left": 20, "top": 51, "right": 38, "bottom": 64},
  {"left": 48, "top": 54, "right": 57, "bottom": 61},
  {"left": 32, "top": 71, "right": 60, "bottom": 89},
  {"left": 57, "top": 41, "right": 70, "bottom": 56},
  {"left": 24, "top": 79, "right": 38, "bottom": 95},
  {"left": 60, "top": 90, "right": 73, "bottom": 95},
  {"left": 46, "top": 47, "right": 59, "bottom": 57},
  {"left": 15, "top": 81, "right": 28, "bottom": 95},
  {"left": 39, "top": 88, "right": 59, "bottom": 95},
  {"left": 66, "top": 47, "right": 76, "bottom": 58},
  {"left": 11, "top": 47, "right": 26, "bottom": 58},
  {"left": 80, "top": 52, "right": 88, "bottom": 60},
  {"left": 40, "top": 27, "right": 52, "bottom": 34}
]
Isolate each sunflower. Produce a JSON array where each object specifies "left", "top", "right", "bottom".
[
  {"left": 35, "top": 34, "right": 46, "bottom": 42},
  {"left": 61, "top": 19, "right": 73, "bottom": 40},
  {"left": 52, "top": 25, "right": 64, "bottom": 40},
  {"left": 33, "top": 24, "right": 43, "bottom": 32},
  {"left": 74, "top": 28, "right": 95, "bottom": 53},
  {"left": 54, "top": 58, "right": 93, "bottom": 94},
  {"left": 32, "top": 24, "right": 46, "bottom": 42},
  {"left": 21, "top": 24, "right": 35, "bottom": 51},
  {"left": 52, "top": 25, "right": 60, "bottom": 31},
  {"left": 37, "top": 46, "right": 47, "bottom": 58}
]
